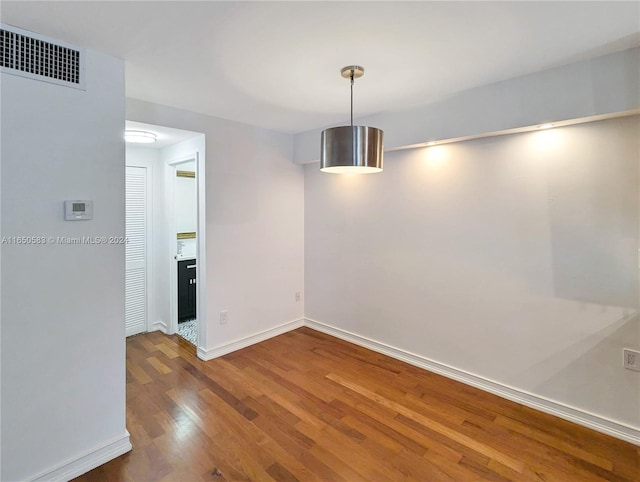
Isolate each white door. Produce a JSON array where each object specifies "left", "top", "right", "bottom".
[{"left": 125, "top": 166, "right": 147, "bottom": 336}]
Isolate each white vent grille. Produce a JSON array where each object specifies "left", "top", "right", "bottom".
[{"left": 0, "top": 24, "right": 85, "bottom": 89}]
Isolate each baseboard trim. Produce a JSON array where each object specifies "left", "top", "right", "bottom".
[
  {"left": 197, "top": 318, "right": 304, "bottom": 361},
  {"left": 151, "top": 320, "right": 168, "bottom": 334},
  {"left": 30, "top": 432, "right": 131, "bottom": 482},
  {"left": 303, "top": 318, "right": 640, "bottom": 446}
]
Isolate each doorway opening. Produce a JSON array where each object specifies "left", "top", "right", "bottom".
[
  {"left": 170, "top": 156, "right": 198, "bottom": 345},
  {"left": 125, "top": 121, "right": 206, "bottom": 348}
]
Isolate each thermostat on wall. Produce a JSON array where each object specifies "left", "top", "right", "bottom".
[{"left": 64, "top": 200, "right": 93, "bottom": 220}]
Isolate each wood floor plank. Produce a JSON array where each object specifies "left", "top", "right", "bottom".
[
  {"left": 74, "top": 328, "right": 640, "bottom": 482},
  {"left": 326, "top": 372, "right": 526, "bottom": 474},
  {"left": 147, "top": 356, "right": 173, "bottom": 375},
  {"left": 494, "top": 414, "right": 613, "bottom": 471}
]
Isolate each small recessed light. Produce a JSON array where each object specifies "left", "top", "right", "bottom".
[
  {"left": 537, "top": 123, "right": 554, "bottom": 130},
  {"left": 125, "top": 130, "right": 157, "bottom": 144}
]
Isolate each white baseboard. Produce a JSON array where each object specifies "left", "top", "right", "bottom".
[
  {"left": 197, "top": 318, "right": 304, "bottom": 361},
  {"left": 303, "top": 318, "right": 640, "bottom": 447},
  {"left": 151, "top": 320, "right": 168, "bottom": 334},
  {"left": 30, "top": 432, "right": 131, "bottom": 482}
]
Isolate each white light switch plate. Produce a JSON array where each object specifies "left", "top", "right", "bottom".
[{"left": 623, "top": 348, "right": 640, "bottom": 371}]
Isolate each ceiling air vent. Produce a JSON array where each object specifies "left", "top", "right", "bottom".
[{"left": 1, "top": 24, "right": 85, "bottom": 90}]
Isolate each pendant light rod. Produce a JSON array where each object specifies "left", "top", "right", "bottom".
[
  {"left": 341, "top": 65, "right": 363, "bottom": 127},
  {"left": 350, "top": 70, "right": 354, "bottom": 127}
]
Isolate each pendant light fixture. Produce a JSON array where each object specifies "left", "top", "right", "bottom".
[{"left": 320, "top": 66, "right": 383, "bottom": 173}]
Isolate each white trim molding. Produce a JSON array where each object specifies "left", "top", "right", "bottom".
[
  {"left": 30, "top": 432, "right": 131, "bottom": 482},
  {"left": 197, "top": 318, "right": 304, "bottom": 361},
  {"left": 304, "top": 318, "right": 640, "bottom": 447},
  {"left": 151, "top": 320, "right": 168, "bottom": 334}
]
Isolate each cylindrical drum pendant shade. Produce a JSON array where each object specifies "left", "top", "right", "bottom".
[{"left": 320, "top": 125, "right": 384, "bottom": 173}]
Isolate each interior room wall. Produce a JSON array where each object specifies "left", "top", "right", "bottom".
[
  {"left": 174, "top": 160, "right": 197, "bottom": 238},
  {"left": 304, "top": 116, "right": 640, "bottom": 430},
  {"left": 1, "top": 50, "right": 129, "bottom": 480},
  {"left": 128, "top": 99, "right": 305, "bottom": 356}
]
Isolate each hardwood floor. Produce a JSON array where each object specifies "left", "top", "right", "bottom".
[{"left": 74, "top": 328, "right": 639, "bottom": 481}]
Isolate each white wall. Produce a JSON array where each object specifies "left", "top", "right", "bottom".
[
  {"left": 175, "top": 174, "right": 197, "bottom": 233},
  {"left": 305, "top": 116, "right": 640, "bottom": 429},
  {"left": 127, "top": 99, "right": 305, "bottom": 355},
  {"left": 1, "top": 50, "right": 129, "bottom": 480}
]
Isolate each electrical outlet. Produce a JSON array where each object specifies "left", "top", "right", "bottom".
[
  {"left": 295, "top": 291, "right": 301, "bottom": 302},
  {"left": 219, "top": 310, "right": 228, "bottom": 325},
  {"left": 623, "top": 348, "right": 640, "bottom": 371}
]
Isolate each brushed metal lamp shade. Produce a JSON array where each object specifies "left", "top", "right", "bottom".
[
  {"left": 321, "top": 126, "right": 383, "bottom": 173},
  {"left": 320, "top": 65, "right": 384, "bottom": 174}
]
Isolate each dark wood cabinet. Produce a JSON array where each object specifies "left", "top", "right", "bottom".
[{"left": 178, "top": 259, "right": 196, "bottom": 322}]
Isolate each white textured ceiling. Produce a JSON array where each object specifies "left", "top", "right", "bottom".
[{"left": 2, "top": 1, "right": 639, "bottom": 134}]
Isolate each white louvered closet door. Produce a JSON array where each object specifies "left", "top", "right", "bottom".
[{"left": 125, "top": 166, "right": 147, "bottom": 336}]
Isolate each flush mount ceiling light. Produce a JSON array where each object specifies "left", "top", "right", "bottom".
[
  {"left": 125, "top": 130, "right": 157, "bottom": 144},
  {"left": 321, "top": 66, "right": 384, "bottom": 174}
]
